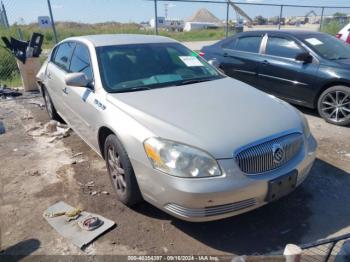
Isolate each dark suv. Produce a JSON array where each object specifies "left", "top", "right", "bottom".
[{"left": 201, "top": 30, "right": 350, "bottom": 126}]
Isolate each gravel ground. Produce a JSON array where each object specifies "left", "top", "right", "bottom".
[{"left": 0, "top": 94, "right": 349, "bottom": 259}]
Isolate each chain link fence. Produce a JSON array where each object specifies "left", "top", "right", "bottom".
[{"left": 1, "top": 0, "right": 350, "bottom": 88}]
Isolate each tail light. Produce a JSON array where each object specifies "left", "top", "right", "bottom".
[
  {"left": 198, "top": 51, "right": 205, "bottom": 57},
  {"left": 336, "top": 33, "right": 342, "bottom": 39},
  {"left": 346, "top": 34, "right": 350, "bottom": 44}
]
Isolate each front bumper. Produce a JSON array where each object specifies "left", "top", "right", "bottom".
[{"left": 132, "top": 134, "right": 317, "bottom": 222}]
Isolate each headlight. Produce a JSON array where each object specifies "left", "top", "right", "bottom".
[
  {"left": 300, "top": 112, "right": 311, "bottom": 137},
  {"left": 144, "top": 137, "right": 222, "bottom": 178}
]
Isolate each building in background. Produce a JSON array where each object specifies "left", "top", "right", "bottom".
[
  {"left": 149, "top": 16, "right": 185, "bottom": 31},
  {"left": 184, "top": 8, "right": 224, "bottom": 31}
]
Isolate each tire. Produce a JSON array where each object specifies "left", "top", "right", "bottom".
[
  {"left": 317, "top": 85, "right": 350, "bottom": 126},
  {"left": 42, "top": 86, "right": 61, "bottom": 121},
  {"left": 104, "top": 134, "right": 142, "bottom": 206}
]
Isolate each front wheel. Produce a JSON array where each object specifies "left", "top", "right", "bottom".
[
  {"left": 104, "top": 134, "right": 142, "bottom": 206},
  {"left": 317, "top": 85, "right": 350, "bottom": 126},
  {"left": 42, "top": 86, "right": 61, "bottom": 121}
]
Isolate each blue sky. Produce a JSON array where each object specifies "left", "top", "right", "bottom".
[{"left": 3, "top": 0, "right": 350, "bottom": 25}]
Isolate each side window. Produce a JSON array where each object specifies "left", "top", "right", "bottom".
[
  {"left": 235, "top": 36, "right": 262, "bottom": 53},
  {"left": 266, "top": 37, "right": 303, "bottom": 59},
  {"left": 221, "top": 38, "right": 237, "bottom": 49},
  {"left": 52, "top": 42, "right": 75, "bottom": 71},
  {"left": 70, "top": 44, "right": 93, "bottom": 81}
]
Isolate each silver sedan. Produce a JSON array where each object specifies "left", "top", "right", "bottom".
[{"left": 37, "top": 34, "right": 317, "bottom": 222}]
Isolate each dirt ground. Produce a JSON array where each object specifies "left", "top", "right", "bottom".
[{"left": 0, "top": 94, "right": 349, "bottom": 258}]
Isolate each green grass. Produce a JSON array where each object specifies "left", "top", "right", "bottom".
[
  {"left": 2, "top": 22, "right": 226, "bottom": 49},
  {"left": 2, "top": 73, "right": 22, "bottom": 88},
  {"left": 0, "top": 22, "right": 227, "bottom": 87}
]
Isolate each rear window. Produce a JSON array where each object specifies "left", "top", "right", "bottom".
[{"left": 235, "top": 36, "right": 262, "bottom": 53}]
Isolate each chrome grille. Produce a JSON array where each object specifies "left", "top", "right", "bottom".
[
  {"left": 165, "top": 198, "right": 256, "bottom": 218},
  {"left": 235, "top": 133, "right": 303, "bottom": 174}
]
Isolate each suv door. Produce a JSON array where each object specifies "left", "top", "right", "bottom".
[
  {"left": 64, "top": 43, "right": 99, "bottom": 149},
  {"left": 258, "top": 34, "right": 319, "bottom": 106},
  {"left": 220, "top": 34, "right": 263, "bottom": 86},
  {"left": 46, "top": 42, "right": 76, "bottom": 119}
]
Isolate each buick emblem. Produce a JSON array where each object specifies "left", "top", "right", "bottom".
[{"left": 272, "top": 143, "right": 285, "bottom": 164}]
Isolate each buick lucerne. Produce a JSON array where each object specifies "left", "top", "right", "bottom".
[{"left": 37, "top": 34, "right": 317, "bottom": 222}]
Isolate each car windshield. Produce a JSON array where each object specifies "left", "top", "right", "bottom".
[
  {"left": 301, "top": 34, "right": 350, "bottom": 60},
  {"left": 96, "top": 42, "right": 222, "bottom": 93}
]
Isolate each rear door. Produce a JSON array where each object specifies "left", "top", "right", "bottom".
[
  {"left": 258, "top": 34, "right": 318, "bottom": 105},
  {"left": 45, "top": 42, "right": 76, "bottom": 118},
  {"left": 220, "top": 34, "right": 264, "bottom": 86}
]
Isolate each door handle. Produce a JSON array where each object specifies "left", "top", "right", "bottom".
[
  {"left": 47, "top": 72, "right": 52, "bottom": 80},
  {"left": 262, "top": 60, "right": 270, "bottom": 65},
  {"left": 223, "top": 52, "right": 229, "bottom": 57},
  {"left": 62, "top": 87, "right": 68, "bottom": 95}
]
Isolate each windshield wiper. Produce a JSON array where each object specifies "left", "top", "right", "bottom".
[
  {"left": 331, "top": 57, "right": 350, "bottom": 60},
  {"left": 114, "top": 86, "right": 153, "bottom": 93},
  {"left": 175, "top": 78, "right": 214, "bottom": 86}
]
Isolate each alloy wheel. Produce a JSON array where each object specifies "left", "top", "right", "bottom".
[
  {"left": 320, "top": 90, "right": 350, "bottom": 123},
  {"left": 107, "top": 145, "right": 127, "bottom": 194}
]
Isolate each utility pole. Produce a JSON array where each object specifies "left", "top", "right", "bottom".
[
  {"left": 278, "top": 5, "right": 283, "bottom": 29},
  {"left": 319, "top": 7, "right": 325, "bottom": 31},
  {"left": 47, "top": 0, "right": 58, "bottom": 43},
  {"left": 154, "top": 0, "right": 158, "bottom": 35},
  {"left": 226, "top": 1, "right": 229, "bottom": 38},
  {"left": 1, "top": 1, "right": 9, "bottom": 28}
]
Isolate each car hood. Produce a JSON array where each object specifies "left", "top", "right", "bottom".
[
  {"left": 107, "top": 77, "right": 303, "bottom": 159},
  {"left": 331, "top": 58, "right": 350, "bottom": 69}
]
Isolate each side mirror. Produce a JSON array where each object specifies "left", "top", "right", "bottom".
[
  {"left": 208, "top": 59, "right": 219, "bottom": 68},
  {"left": 295, "top": 52, "right": 313, "bottom": 63},
  {"left": 208, "top": 59, "right": 225, "bottom": 74},
  {"left": 65, "top": 72, "right": 90, "bottom": 87}
]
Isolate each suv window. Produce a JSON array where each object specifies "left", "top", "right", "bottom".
[
  {"left": 70, "top": 44, "right": 93, "bottom": 81},
  {"left": 266, "top": 37, "right": 303, "bottom": 59},
  {"left": 52, "top": 42, "right": 75, "bottom": 71},
  {"left": 235, "top": 36, "right": 262, "bottom": 53}
]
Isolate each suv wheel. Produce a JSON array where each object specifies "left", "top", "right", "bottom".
[
  {"left": 43, "top": 87, "right": 60, "bottom": 121},
  {"left": 318, "top": 85, "right": 350, "bottom": 126},
  {"left": 104, "top": 134, "right": 142, "bottom": 206}
]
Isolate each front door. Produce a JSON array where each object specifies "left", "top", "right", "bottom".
[
  {"left": 63, "top": 43, "right": 100, "bottom": 149},
  {"left": 258, "top": 35, "right": 319, "bottom": 106}
]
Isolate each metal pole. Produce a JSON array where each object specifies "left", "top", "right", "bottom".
[
  {"left": 154, "top": 0, "right": 158, "bottom": 35},
  {"left": 226, "top": 2, "right": 229, "bottom": 38},
  {"left": 1, "top": 1, "right": 9, "bottom": 28},
  {"left": 47, "top": 0, "right": 58, "bottom": 43},
  {"left": 278, "top": 5, "right": 283, "bottom": 29},
  {"left": 319, "top": 7, "right": 325, "bottom": 31}
]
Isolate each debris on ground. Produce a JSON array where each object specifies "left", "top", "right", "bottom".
[
  {"left": 72, "top": 152, "right": 83, "bottom": 158},
  {"left": 78, "top": 216, "right": 104, "bottom": 231},
  {"left": 28, "top": 101, "right": 45, "bottom": 108},
  {"left": 91, "top": 191, "right": 98, "bottom": 196},
  {"left": 26, "top": 120, "right": 71, "bottom": 141},
  {"left": 44, "top": 201, "right": 115, "bottom": 248},
  {"left": 101, "top": 191, "right": 109, "bottom": 195},
  {"left": 0, "top": 86, "right": 22, "bottom": 99},
  {"left": 0, "top": 121, "right": 5, "bottom": 135},
  {"left": 25, "top": 170, "right": 41, "bottom": 176}
]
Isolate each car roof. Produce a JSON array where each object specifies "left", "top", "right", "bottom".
[
  {"left": 65, "top": 34, "right": 177, "bottom": 47},
  {"left": 236, "top": 30, "right": 327, "bottom": 38}
]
